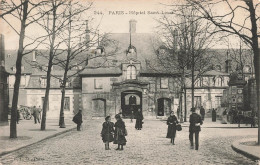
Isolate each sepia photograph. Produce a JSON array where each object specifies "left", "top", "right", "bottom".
[{"left": 0, "top": 0, "right": 259, "bottom": 164}]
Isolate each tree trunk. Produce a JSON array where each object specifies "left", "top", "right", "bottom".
[
  {"left": 41, "top": 5, "right": 57, "bottom": 130},
  {"left": 10, "top": 0, "right": 29, "bottom": 138},
  {"left": 59, "top": 87, "right": 66, "bottom": 126},
  {"left": 191, "top": 53, "right": 195, "bottom": 109},
  {"left": 247, "top": 0, "right": 260, "bottom": 145}
]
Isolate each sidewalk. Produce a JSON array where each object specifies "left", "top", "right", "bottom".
[
  {"left": 180, "top": 117, "right": 255, "bottom": 128},
  {"left": 0, "top": 118, "right": 76, "bottom": 156},
  {"left": 232, "top": 138, "right": 260, "bottom": 161}
]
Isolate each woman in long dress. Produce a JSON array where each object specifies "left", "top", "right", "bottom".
[
  {"left": 114, "top": 114, "right": 127, "bottom": 150},
  {"left": 166, "top": 111, "right": 178, "bottom": 145},
  {"left": 135, "top": 108, "right": 143, "bottom": 130}
]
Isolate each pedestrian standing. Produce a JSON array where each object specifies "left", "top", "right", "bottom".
[
  {"left": 166, "top": 111, "right": 178, "bottom": 145},
  {"left": 73, "top": 110, "right": 83, "bottom": 131},
  {"left": 130, "top": 111, "right": 134, "bottom": 123},
  {"left": 212, "top": 108, "right": 216, "bottom": 122},
  {"left": 135, "top": 108, "right": 143, "bottom": 130},
  {"left": 189, "top": 108, "right": 203, "bottom": 150},
  {"left": 32, "top": 106, "right": 40, "bottom": 124},
  {"left": 114, "top": 114, "right": 127, "bottom": 150},
  {"left": 200, "top": 106, "right": 205, "bottom": 121},
  {"left": 17, "top": 109, "right": 20, "bottom": 124},
  {"left": 101, "top": 116, "right": 114, "bottom": 150}
]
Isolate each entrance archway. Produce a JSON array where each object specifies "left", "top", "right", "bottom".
[
  {"left": 92, "top": 98, "right": 106, "bottom": 117},
  {"left": 157, "top": 98, "right": 171, "bottom": 116},
  {"left": 121, "top": 90, "right": 142, "bottom": 118}
]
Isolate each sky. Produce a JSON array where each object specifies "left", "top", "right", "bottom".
[{"left": 1, "top": 0, "right": 257, "bottom": 50}]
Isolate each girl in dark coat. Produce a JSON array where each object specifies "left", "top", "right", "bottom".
[
  {"left": 114, "top": 114, "right": 127, "bottom": 150},
  {"left": 101, "top": 116, "right": 114, "bottom": 150},
  {"left": 166, "top": 111, "right": 179, "bottom": 145},
  {"left": 135, "top": 109, "right": 143, "bottom": 130}
]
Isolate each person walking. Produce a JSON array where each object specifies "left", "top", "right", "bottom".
[
  {"left": 101, "top": 116, "right": 114, "bottom": 150},
  {"left": 32, "top": 106, "right": 40, "bottom": 124},
  {"left": 189, "top": 108, "right": 203, "bottom": 150},
  {"left": 73, "top": 110, "right": 83, "bottom": 131},
  {"left": 166, "top": 111, "right": 178, "bottom": 145},
  {"left": 200, "top": 106, "right": 205, "bottom": 121},
  {"left": 135, "top": 108, "right": 143, "bottom": 130},
  {"left": 212, "top": 108, "right": 216, "bottom": 122},
  {"left": 114, "top": 114, "right": 127, "bottom": 150}
]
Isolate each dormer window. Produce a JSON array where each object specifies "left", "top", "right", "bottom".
[
  {"left": 126, "top": 65, "right": 136, "bottom": 79},
  {"left": 127, "top": 45, "right": 136, "bottom": 54},
  {"left": 215, "top": 65, "right": 221, "bottom": 72},
  {"left": 12, "top": 67, "right": 16, "bottom": 72},
  {"left": 95, "top": 46, "right": 105, "bottom": 55},
  {"left": 21, "top": 66, "right": 25, "bottom": 72}
]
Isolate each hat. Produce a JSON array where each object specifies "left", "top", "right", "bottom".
[
  {"left": 191, "top": 108, "right": 196, "bottom": 112},
  {"left": 105, "top": 116, "right": 110, "bottom": 121},
  {"left": 115, "top": 114, "right": 121, "bottom": 119}
]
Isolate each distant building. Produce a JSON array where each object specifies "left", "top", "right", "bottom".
[{"left": 5, "top": 20, "right": 254, "bottom": 119}]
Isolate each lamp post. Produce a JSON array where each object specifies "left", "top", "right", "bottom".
[
  {"left": 179, "top": 89, "right": 184, "bottom": 123},
  {"left": 59, "top": 82, "right": 66, "bottom": 128}
]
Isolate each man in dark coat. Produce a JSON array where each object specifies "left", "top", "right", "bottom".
[
  {"left": 73, "top": 110, "right": 83, "bottom": 131},
  {"left": 189, "top": 108, "right": 203, "bottom": 150},
  {"left": 200, "top": 106, "right": 205, "bottom": 121},
  {"left": 32, "top": 106, "right": 40, "bottom": 124},
  {"left": 212, "top": 108, "right": 216, "bottom": 122},
  {"left": 135, "top": 108, "right": 143, "bottom": 130}
]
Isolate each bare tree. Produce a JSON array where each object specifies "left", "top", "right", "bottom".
[
  {"left": 0, "top": 0, "right": 50, "bottom": 138},
  {"left": 154, "top": 5, "right": 217, "bottom": 121},
  {"left": 188, "top": 0, "right": 260, "bottom": 144}
]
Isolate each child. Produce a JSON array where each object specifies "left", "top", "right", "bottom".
[
  {"left": 114, "top": 114, "right": 127, "bottom": 150},
  {"left": 101, "top": 116, "right": 114, "bottom": 150}
]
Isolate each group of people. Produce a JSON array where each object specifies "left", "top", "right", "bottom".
[
  {"left": 167, "top": 108, "right": 203, "bottom": 150},
  {"left": 101, "top": 114, "right": 127, "bottom": 150}
]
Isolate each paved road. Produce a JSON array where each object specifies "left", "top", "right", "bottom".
[{"left": 0, "top": 119, "right": 258, "bottom": 165}]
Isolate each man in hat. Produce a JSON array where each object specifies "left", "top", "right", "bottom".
[
  {"left": 73, "top": 110, "right": 83, "bottom": 131},
  {"left": 189, "top": 107, "right": 203, "bottom": 150}
]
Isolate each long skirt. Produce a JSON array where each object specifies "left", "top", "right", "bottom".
[
  {"left": 135, "top": 119, "right": 143, "bottom": 129},
  {"left": 166, "top": 125, "right": 176, "bottom": 138}
]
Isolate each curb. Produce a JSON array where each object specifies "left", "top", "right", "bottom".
[
  {"left": 231, "top": 140, "right": 260, "bottom": 161},
  {"left": 0, "top": 127, "right": 76, "bottom": 157}
]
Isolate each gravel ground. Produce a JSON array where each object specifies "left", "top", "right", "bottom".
[{"left": 0, "top": 119, "right": 258, "bottom": 165}]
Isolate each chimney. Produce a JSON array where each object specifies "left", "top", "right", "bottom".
[
  {"left": 129, "top": 19, "right": 137, "bottom": 33},
  {"left": 225, "top": 51, "right": 232, "bottom": 73},
  {"left": 0, "top": 34, "right": 5, "bottom": 67},
  {"left": 85, "top": 20, "right": 90, "bottom": 48},
  {"left": 32, "top": 50, "right": 36, "bottom": 61}
]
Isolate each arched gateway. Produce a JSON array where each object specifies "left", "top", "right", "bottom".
[{"left": 121, "top": 90, "right": 142, "bottom": 117}]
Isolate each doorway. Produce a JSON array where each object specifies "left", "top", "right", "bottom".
[
  {"left": 157, "top": 98, "right": 171, "bottom": 116},
  {"left": 121, "top": 90, "right": 142, "bottom": 118}
]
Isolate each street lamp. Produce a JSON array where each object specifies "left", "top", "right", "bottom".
[{"left": 59, "top": 82, "right": 66, "bottom": 128}]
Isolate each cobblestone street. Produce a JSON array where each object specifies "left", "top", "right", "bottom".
[{"left": 0, "top": 119, "right": 258, "bottom": 165}]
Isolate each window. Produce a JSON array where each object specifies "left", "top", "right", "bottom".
[
  {"left": 194, "top": 96, "right": 201, "bottom": 109},
  {"left": 195, "top": 78, "right": 201, "bottom": 87},
  {"left": 215, "top": 77, "right": 222, "bottom": 87},
  {"left": 160, "top": 77, "right": 168, "bottom": 89},
  {"left": 94, "top": 79, "right": 103, "bottom": 89},
  {"left": 126, "top": 65, "right": 136, "bottom": 79},
  {"left": 64, "top": 97, "right": 70, "bottom": 111},
  {"left": 40, "top": 77, "right": 47, "bottom": 87},
  {"left": 20, "top": 75, "right": 26, "bottom": 87},
  {"left": 215, "top": 96, "right": 222, "bottom": 108},
  {"left": 244, "top": 65, "right": 251, "bottom": 73},
  {"left": 215, "top": 65, "right": 221, "bottom": 72}
]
